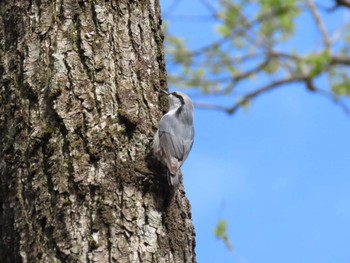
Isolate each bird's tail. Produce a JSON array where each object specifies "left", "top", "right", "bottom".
[{"left": 167, "top": 170, "right": 179, "bottom": 187}]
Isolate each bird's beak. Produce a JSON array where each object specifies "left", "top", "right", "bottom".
[{"left": 159, "top": 89, "right": 169, "bottom": 96}]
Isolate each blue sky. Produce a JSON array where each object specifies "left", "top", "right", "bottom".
[{"left": 160, "top": 1, "right": 350, "bottom": 263}]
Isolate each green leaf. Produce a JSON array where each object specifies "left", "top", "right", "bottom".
[
  {"left": 216, "top": 25, "right": 231, "bottom": 37},
  {"left": 306, "top": 52, "right": 330, "bottom": 78},
  {"left": 213, "top": 219, "right": 233, "bottom": 253},
  {"left": 329, "top": 70, "right": 350, "bottom": 97},
  {"left": 264, "top": 59, "right": 279, "bottom": 74},
  {"left": 332, "top": 82, "right": 350, "bottom": 96},
  {"left": 259, "top": 0, "right": 300, "bottom": 41}
]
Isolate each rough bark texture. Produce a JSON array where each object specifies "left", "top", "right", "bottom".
[{"left": 0, "top": 1, "right": 196, "bottom": 262}]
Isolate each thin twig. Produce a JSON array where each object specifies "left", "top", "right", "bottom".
[
  {"left": 193, "top": 102, "right": 232, "bottom": 112},
  {"left": 335, "top": 0, "right": 350, "bottom": 9},
  {"left": 307, "top": 0, "right": 331, "bottom": 51},
  {"left": 167, "top": 58, "right": 271, "bottom": 87},
  {"left": 314, "top": 89, "right": 350, "bottom": 115},
  {"left": 193, "top": 76, "right": 306, "bottom": 114},
  {"left": 187, "top": 6, "right": 294, "bottom": 57},
  {"left": 330, "top": 56, "right": 350, "bottom": 65},
  {"left": 198, "top": 0, "right": 220, "bottom": 20},
  {"left": 233, "top": 59, "right": 271, "bottom": 83},
  {"left": 226, "top": 77, "right": 306, "bottom": 114},
  {"left": 194, "top": 77, "right": 350, "bottom": 116}
]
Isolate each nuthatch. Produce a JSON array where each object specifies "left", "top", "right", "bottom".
[{"left": 153, "top": 90, "right": 195, "bottom": 186}]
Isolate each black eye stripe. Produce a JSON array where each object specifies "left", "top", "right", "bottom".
[{"left": 171, "top": 92, "right": 185, "bottom": 105}]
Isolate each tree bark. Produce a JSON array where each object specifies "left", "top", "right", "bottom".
[{"left": 0, "top": 0, "right": 196, "bottom": 262}]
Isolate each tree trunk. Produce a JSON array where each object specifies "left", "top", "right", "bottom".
[{"left": 0, "top": 1, "right": 196, "bottom": 262}]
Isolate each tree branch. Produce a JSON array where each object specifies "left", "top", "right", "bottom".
[
  {"left": 194, "top": 77, "right": 350, "bottom": 116},
  {"left": 227, "top": 77, "right": 306, "bottom": 114},
  {"left": 307, "top": 0, "right": 331, "bottom": 51},
  {"left": 194, "top": 77, "right": 305, "bottom": 114},
  {"left": 188, "top": 6, "right": 296, "bottom": 57},
  {"left": 193, "top": 102, "right": 233, "bottom": 112},
  {"left": 315, "top": 89, "right": 350, "bottom": 115},
  {"left": 336, "top": 0, "right": 350, "bottom": 9},
  {"left": 330, "top": 56, "right": 350, "bottom": 65},
  {"left": 198, "top": 0, "right": 220, "bottom": 20}
]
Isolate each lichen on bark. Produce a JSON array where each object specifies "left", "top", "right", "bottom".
[{"left": 0, "top": 0, "right": 196, "bottom": 262}]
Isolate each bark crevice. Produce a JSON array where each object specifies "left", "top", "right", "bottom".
[{"left": 0, "top": 1, "right": 196, "bottom": 262}]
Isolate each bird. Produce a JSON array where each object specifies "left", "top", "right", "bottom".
[{"left": 153, "top": 90, "right": 195, "bottom": 186}]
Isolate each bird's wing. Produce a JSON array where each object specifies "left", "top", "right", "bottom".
[
  {"left": 158, "top": 130, "right": 184, "bottom": 175},
  {"left": 181, "top": 130, "right": 194, "bottom": 163},
  {"left": 157, "top": 114, "right": 194, "bottom": 174}
]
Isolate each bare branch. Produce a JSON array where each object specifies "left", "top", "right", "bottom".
[
  {"left": 168, "top": 58, "right": 272, "bottom": 92},
  {"left": 188, "top": 6, "right": 295, "bottom": 57},
  {"left": 193, "top": 102, "right": 232, "bottom": 112},
  {"left": 232, "top": 59, "right": 271, "bottom": 83},
  {"left": 330, "top": 56, "right": 350, "bottom": 65},
  {"left": 198, "top": 0, "right": 220, "bottom": 20},
  {"left": 326, "top": 0, "right": 350, "bottom": 11},
  {"left": 226, "top": 77, "right": 306, "bottom": 114},
  {"left": 335, "top": 0, "right": 350, "bottom": 9},
  {"left": 307, "top": 0, "right": 331, "bottom": 50},
  {"left": 270, "top": 52, "right": 301, "bottom": 61},
  {"left": 193, "top": 77, "right": 305, "bottom": 114},
  {"left": 194, "top": 77, "right": 350, "bottom": 116},
  {"left": 314, "top": 89, "right": 350, "bottom": 115}
]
